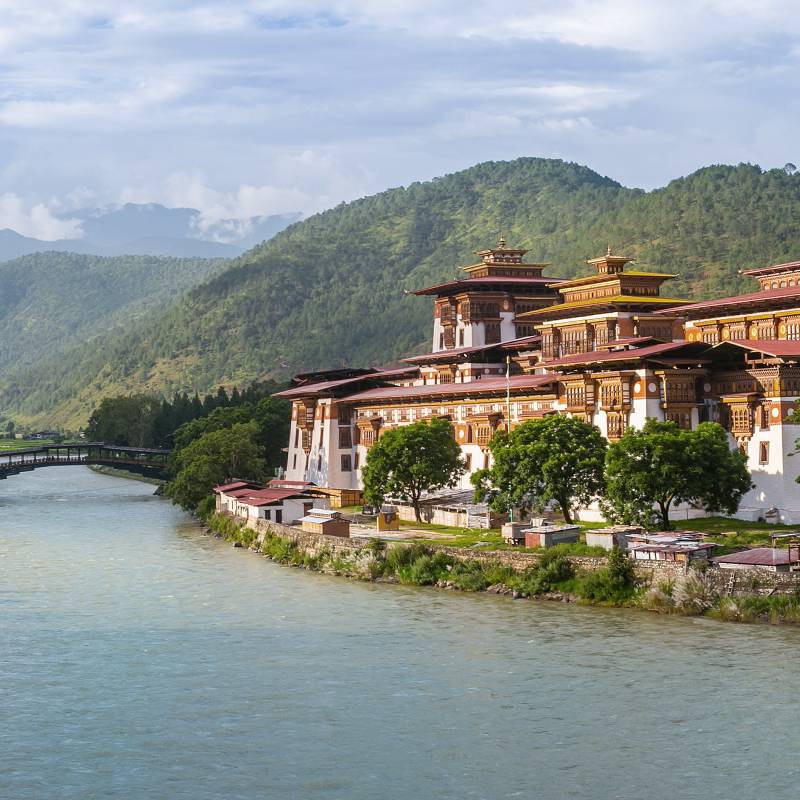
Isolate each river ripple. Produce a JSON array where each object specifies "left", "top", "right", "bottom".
[{"left": 1, "top": 467, "right": 798, "bottom": 799}]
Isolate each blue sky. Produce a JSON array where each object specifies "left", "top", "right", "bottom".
[{"left": 0, "top": 0, "right": 799, "bottom": 240}]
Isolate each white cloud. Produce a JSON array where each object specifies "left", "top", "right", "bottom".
[
  {"left": 0, "top": 0, "right": 797, "bottom": 230},
  {"left": 0, "top": 194, "right": 82, "bottom": 240}
]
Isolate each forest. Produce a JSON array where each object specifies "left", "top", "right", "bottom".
[{"left": 5, "top": 157, "right": 800, "bottom": 427}]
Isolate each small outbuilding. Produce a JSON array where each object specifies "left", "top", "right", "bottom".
[
  {"left": 627, "top": 532, "right": 716, "bottom": 564},
  {"left": 300, "top": 508, "right": 351, "bottom": 538},
  {"left": 523, "top": 524, "right": 581, "bottom": 549},
  {"left": 585, "top": 525, "right": 643, "bottom": 551},
  {"left": 714, "top": 548, "right": 800, "bottom": 573}
]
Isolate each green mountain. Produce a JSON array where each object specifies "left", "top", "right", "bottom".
[
  {"left": 5, "top": 158, "right": 800, "bottom": 428},
  {"left": 0, "top": 252, "right": 228, "bottom": 423}
]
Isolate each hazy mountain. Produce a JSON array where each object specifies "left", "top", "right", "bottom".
[
  {"left": 5, "top": 157, "right": 800, "bottom": 427},
  {"left": 0, "top": 204, "right": 301, "bottom": 261}
]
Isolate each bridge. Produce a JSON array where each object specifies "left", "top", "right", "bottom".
[{"left": 0, "top": 443, "right": 171, "bottom": 480}]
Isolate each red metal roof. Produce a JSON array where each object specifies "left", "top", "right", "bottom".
[
  {"left": 344, "top": 373, "right": 559, "bottom": 403},
  {"left": 656, "top": 284, "right": 800, "bottom": 316},
  {"left": 712, "top": 340, "right": 800, "bottom": 358},
  {"left": 238, "top": 488, "right": 309, "bottom": 506},
  {"left": 213, "top": 481, "right": 260, "bottom": 493},
  {"left": 403, "top": 342, "right": 507, "bottom": 364},
  {"left": 499, "top": 334, "right": 542, "bottom": 350},
  {"left": 542, "top": 341, "right": 709, "bottom": 369},
  {"left": 274, "top": 366, "right": 416, "bottom": 399},
  {"left": 411, "top": 276, "right": 562, "bottom": 296},
  {"left": 715, "top": 548, "right": 800, "bottom": 566},
  {"left": 740, "top": 259, "right": 800, "bottom": 277}
]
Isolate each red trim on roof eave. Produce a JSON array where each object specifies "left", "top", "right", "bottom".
[
  {"left": 712, "top": 339, "right": 800, "bottom": 358},
  {"left": 541, "top": 341, "right": 709, "bottom": 368},
  {"left": 655, "top": 284, "right": 800, "bottom": 315},
  {"left": 343, "top": 373, "right": 560, "bottom": 403}
]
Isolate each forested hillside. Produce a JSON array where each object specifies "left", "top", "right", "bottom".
[
  {"left": 0, "top": 252, "right": 227, "bottom": 397},
  {"left": 5, "top": 158, "right": 800, "bottom": 428}
]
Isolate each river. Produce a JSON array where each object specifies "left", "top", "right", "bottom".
[{"left": 1, "top": 467, "right": 798, "bottom": 799}]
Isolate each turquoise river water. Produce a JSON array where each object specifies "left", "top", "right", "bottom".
[{"left": 1, "top": 467, "right": 799, "bottom": 799}]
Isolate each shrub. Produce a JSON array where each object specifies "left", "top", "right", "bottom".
[
  {"left": 196, "top": 495, "right": 217, "bottom": 520},
  {"left": 397, "top": 551, "right": 453, "bottom": 585},
  {"left": 673, "top": 571, "right": 717, "bottom": 615},
  {"left": 515, "top": 553, "right": 575, "bottom": 596},
  {"left": 640, "top": 580, "right": 676, "bottom": 612}
]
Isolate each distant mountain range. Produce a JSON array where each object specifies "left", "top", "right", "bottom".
[
  {"left": 6, "top": 157, "right": 800, "bottom": 428},
  {"left": 0, "top": 204, "right": 302, "bottom": 261}
]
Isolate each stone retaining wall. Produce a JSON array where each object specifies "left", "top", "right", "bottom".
[{"left": 249, "top": 519, "right": 800, "bottom": 596}]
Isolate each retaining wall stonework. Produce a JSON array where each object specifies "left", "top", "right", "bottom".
[{"left": 249, "top": 520, "right": 800, "bottom": 596}]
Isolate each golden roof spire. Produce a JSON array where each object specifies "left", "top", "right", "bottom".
[
  {"left": 607, "top": 243, "right": 613, "bottom": 256},
  {"left": 498, "top": 234, "right": 507, "bottom": 248}
]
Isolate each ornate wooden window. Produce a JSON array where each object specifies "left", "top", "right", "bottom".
[
  {"left": 338, "top": 427, "right": 352, "bottom": 448},
  {"left": 666, "top": 410, "right": 692, "bottom": 429},
  {"left": 485, "top": 322, "right": 501, "bottom": 344},
  {"left": 756, "top": 322, "right": 776, "bottom": 340},
  {"left": 606, "top": 412, "right": 626, "bottom": 440},
  {"left": 759, "top": 441, "right": 769, "bottom": 465},
  {"left": 340, "top": 454, "right": 352, "bottom": 472}
]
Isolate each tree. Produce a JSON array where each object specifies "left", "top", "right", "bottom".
[
  {"left": 361, "top": 418, "right": 465, "bottom": 522},
  {"left": 603, "top": 419, "right": 751, "bottom": 530},
  {"left": 86, "top": 394, "right": 161, "bottom": 447},
  {"left": 165, "top": 422, "right": 266, "bottom": 512},
  {"left": 472, "top": 415, "right": 606, "bottom": 523}
]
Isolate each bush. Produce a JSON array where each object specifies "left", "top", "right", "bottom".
[
  {"left": 195, "top": 495, "right": 216, "bottom": 520},
  {"left": 515, "top": 553, "right": 575, "bottom": 596},
  {"left": 575, "top": 547, "right": 637, "bottom": 604},
  {"left": 673, "top": 572, "right": 717, "bottom": 615},
  {"left": 639, "top": 579, "right": 676, "bottom": 611},
  {"left": 397, "top": 551, "right": 453, "bottom": 585}
]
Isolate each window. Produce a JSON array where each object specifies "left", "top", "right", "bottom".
[
  {"left": 341, "top": 454, "right": 352, "bottom": 472},
  {"left": 338, "top": 427, "right": 352, "bottom": 448},
  {"left": 354, "top": 451, "right": 360, "bottom": 470},
  {"left": 275, "top": 510, "right": 283, "bottom": 524},
  {"left": 464, "top": 453, "right": 472, "bottom": 471},
  {"left": 317, "top": 455, "right": 322, "bottom": 471},
  {"left": 458, "top": 328, "right": 465, "bottom": 346},
  {"left": 759, "top": 441, "right": 770, "bottom": 465},
  {"left": 292, "top": 454, "right": 297, "bottom": 470},
  {"left": 294, "top": 428, "right": 300, "bottom": 447}
]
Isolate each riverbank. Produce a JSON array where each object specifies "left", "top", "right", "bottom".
[
  {"left": 204, "top": 512, "right": 800, "bottom": 626},
  {"left": 88, "top": 464, "right": 165, "bottom": 485}
]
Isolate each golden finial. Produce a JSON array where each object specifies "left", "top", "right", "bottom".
[
  {"left": 498, "top": 235, "right": 507, "bottom": 248},
  {"left": 607, "top": 243, "right": 613, "bottom": 256}
]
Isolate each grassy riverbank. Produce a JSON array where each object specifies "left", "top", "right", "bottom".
[{"left": 204, "top": 513, "right": 800, "bottom": 626}]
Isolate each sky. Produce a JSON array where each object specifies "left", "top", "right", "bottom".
[{"left": 1, "top": 0, "right": 800, "bottom": 240}]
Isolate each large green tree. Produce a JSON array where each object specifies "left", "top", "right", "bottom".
[
  {"left": 86, "top": 394, "right": 161, "bottom": 447},
  {"left": 472, "top": 415, "right": 607, "bottom": 523},
  {"left": 361, "top": 418, "right": 465, "bottom": 522},
  {"left": 165, "top": 422, "right": 266, "bottom": 512},
  {"left": 603, "top": 419, "right": 752, "bottom": 530}
]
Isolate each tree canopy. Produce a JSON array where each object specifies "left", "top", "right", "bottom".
[
  {"left": 165, "top": 422, "right": 267, "bottom": 512},
  {"left": 361, "top": 418, "right": 465, "bottom": 522},
  {"left": 472, "top": 415, "right": 607, "bottom": 523},
  {"left": 603, "top": 419, "right": 752, "bottom": 529}
]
